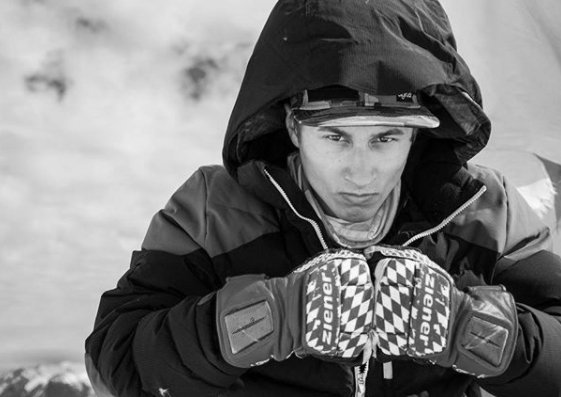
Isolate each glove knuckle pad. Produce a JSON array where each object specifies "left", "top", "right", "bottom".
[
  {"left": 374, "top": 254, "right": 453, "bottom": 357},
  {"left": 304, "top": 251, "right": 374, "bottom": 359},
  {"left": 374, "top": 258, "right": 416, "bottom": 355},
  {"left": 409, "top": 265, "right": 451, "bottom": 356}
]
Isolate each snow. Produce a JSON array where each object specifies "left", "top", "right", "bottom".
[
  {"left": 0, "top": 0, "right": 559, "bottom": 372},
  {"left": 0, "top": 362, "right": 92, "bottom": 396},
  {"left": 0, "top": 0, "right": 275, "bottom": 371}
]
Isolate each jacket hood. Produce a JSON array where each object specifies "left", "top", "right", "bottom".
[{"left": 222, "top": 0, "right": 491, "bottom": 183}]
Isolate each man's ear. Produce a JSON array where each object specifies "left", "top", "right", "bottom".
[{"left": 284, "top": 104, "right": 300, "bottom": 148}]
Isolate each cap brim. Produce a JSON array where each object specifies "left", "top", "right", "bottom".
[{"left": 293, "top": 106, "right": 440, "bottom": 128}]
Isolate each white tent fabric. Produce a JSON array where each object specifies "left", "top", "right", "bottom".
[
  {"left": 442, "top": 0, "right": 561, "bottom": 160},
  {"left": 441, "top": 0, "right": 561, "bottom": 252}
]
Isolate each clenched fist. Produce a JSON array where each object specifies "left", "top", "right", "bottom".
[
  {"left": 216, "top": 249, "right": 375, "bottom": 367},
  {"left": 366, "top": 245, "right": 518, "bottom": 378}
]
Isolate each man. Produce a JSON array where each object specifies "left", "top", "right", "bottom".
[{"left": 85, "top": 1, "right": 561, "bottom": 396}]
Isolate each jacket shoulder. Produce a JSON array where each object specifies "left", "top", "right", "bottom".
[
  {"left": 142, "top": 165, "right": 280, "bottom": 256},
  {"left": 445, "top": 164, "right": 550, "bottom": 258}
]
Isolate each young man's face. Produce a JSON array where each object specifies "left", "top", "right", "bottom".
[{"left": 287, "top": 120, "right": 414, "bottom": 223}]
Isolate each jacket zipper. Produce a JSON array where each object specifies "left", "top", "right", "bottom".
[
  {"left": 402, "top": 185, "right": 487, "bottom": 247},
  {"left": 264, "top": 169, "right": 368, "bottom": 396},
  {"left": 263, "top": 168, "right": 329, "bottom": 250},
  {"left": 378, "top": 185, "right": 487, "bottom": 397}
]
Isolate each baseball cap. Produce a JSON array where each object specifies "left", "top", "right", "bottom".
[{"left": 290, "top": 86, "right": 439, "bottom": 128}]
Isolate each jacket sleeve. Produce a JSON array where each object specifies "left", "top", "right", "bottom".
[
  {"left": 85, "top": 168, "right": 249, "bottom": 397},
  {"left": 477, "top": 174, "right": 561, "bottom": 396}
]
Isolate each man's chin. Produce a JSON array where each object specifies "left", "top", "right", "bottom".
[{"left": 337, "top": 211, "right": 377, "bottom": 223}]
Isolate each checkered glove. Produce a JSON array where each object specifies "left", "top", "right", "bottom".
[
  {"left": 366, "top": 245, "right": 518, "bottom": 377},
  {"left": 216, "top": 249, "right": 375, "bottom": 368}
]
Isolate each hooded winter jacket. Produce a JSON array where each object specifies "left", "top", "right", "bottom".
[{"left": 85, "top": 1, "right": 561, "bottom": 396}]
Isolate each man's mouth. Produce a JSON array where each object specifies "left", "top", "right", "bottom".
[{"left": 339, "top": 192, "right": 378, "bottom": 204}]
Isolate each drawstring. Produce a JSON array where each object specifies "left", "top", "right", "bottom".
[{"left": 383, "top": 362, "right": 394, "bottom": 397}]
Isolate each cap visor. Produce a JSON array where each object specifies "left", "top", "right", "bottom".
[{"left": 293, "top": 106, "right": 440, "bottom": 128}]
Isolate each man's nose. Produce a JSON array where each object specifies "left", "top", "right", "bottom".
[{"left": 344, "top": 148, "right": 377, "bottom": 188}]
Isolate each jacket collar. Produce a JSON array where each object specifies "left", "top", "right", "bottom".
[
  {"left": 237, "top": 156, "right": 486, "bottom": 241},
  {"left": 403, "top": 137, "right": 485, "bottom": 226},
  {"left": 237, "top": 160, "right": 331, "bottom": 254}
]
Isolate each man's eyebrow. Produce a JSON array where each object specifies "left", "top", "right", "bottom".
[
  {"left": 318, "top": 126, "right": 406, "bottom": 136},
  {"left": 378, "top": 128, "right": 406, "bottom": 137},
  {"left": 318, "top": 126, "right": 350, "bottom": 135}
]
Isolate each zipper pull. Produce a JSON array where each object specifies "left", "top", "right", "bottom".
[
  {"left": 354, "top": 361, "right": 369, "bottom": 397},
  {"left": 383, "top": 361, "right": 394, "bottom": 397}
]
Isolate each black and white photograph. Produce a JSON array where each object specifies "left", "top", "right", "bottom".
[{"left": 1, "top": 1, "right": 560, "bottom": 396}]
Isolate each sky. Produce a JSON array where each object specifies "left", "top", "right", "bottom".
[{"left": 0, "top": 0, "right": 560, "bottom": 372}]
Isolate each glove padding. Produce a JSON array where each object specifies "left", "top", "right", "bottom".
[
  {"left": 216, "top": 250, "right": 375, "bottom": 368},
  {"left": 367, "top": 245, "right": 518, "bottom": 378}
]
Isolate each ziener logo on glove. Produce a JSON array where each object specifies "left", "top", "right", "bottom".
[
  {"left": 411, "top": 269, "right": 451, "bottom": 355},
  {"left": 305, "top": 263, "right": 341, "bottom": 354},
  {"left": 321, "top": 269, "right": 335, "bottom": 345}
]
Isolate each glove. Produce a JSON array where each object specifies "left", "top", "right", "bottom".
[
  {"left": 366, "top": 245, "right": 518, "bottom": 378},
  {"left": 216, "top": 249, "right": 375, "bottom": 368}
]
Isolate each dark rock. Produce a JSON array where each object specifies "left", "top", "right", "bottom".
[
  {"left": 24, "top": 51, "right": 70, "bottom": 101},
  {"left": 177, "top": 41, "right": 252, "bottom": 101},
  {"left": 25, "top": 74, "right": 69, "bottom": 100},
  {"left": 182, "top": 57, "right": 220, "bottom": 100},
  {"left": 75, "top": 17, "right": 106, "bottom": 34},
  {"left": 44, "top": 373, "right": 91, "bottom": 397}
]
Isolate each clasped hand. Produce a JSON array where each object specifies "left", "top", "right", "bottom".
[{"left": 217, "top": 246, "right": 517, "bottom": 377}]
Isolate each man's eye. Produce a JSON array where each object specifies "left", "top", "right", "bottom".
[
  {"left": 325, "top": 134, "right": 345, "bottom": 142},
  {"left": 376, "top": 136, "right": 396, "bottom": 143}
]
